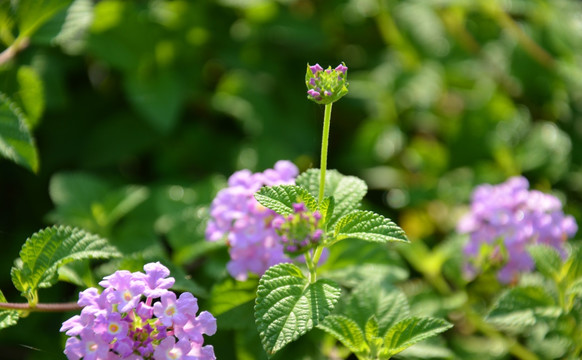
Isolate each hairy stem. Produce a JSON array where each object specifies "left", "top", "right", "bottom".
[
  {"left": 304, "top": 250, "right": 317, "bottom": 283},
  {"left": 318, "top": 103, "right": 332, "bottom": 205},
  {"left": 0, "top": 302, "right": 81, "bottom": 312},
  {"left": 0, "top": 37, "right": 30, "bottom": 66}
]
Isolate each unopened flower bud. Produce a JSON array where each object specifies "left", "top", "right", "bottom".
[
  {"left": 306, "top": 62, "right": 349, "bottom": 105},
  {"left": 274, "top": 203, "right": 324, "bottom": 256}
]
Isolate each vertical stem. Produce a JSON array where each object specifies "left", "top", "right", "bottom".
[
  {"left": 311, "top": 102, "right": 333, "bottom": 284},
  {"left": 312, "top": 246, "right": 324, "bottom": 267},
  {"left": 319, "top": 103, "right": 333, "bottom": 205},
  {"left": 305, "top": 250, "right": 317, "bottom": 283}
]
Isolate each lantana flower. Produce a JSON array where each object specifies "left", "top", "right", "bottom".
[
  {"left": 60, "top": 262, "right": 216, "bottom": 360},
  {"left": 457, "top": 176, "right": 577, "bottom": 284},
  {"left": 205, "top": 160, "right": 299, "bottom": 280}
]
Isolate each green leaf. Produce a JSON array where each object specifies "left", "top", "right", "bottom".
[
  {"left": 210, "top": 278, "right": 258, "bottom": 330},
  {"left": 528, "top": 244, "right": 563, "bottom": 280},
  {"left": 397, "top": 341, "right": 454, "bottom": 359},
  {"left": 210, "top": 277, "right": 258, "bottom": 316},
  {"left": 124, "top": 70, "right": 184, "bottom": 134},
  {"left": 331, "top": 210, "right": 408, "bottom": 246},
  {"left": 365, "top": 316, "right": 385, "bottom": 359},
  {"left": 0, "top": 290, "right": 19, "bottom": 330},
  {"left": 16, "top": 66, "right": 44, "bottom": 129},
  {"left": 486, "top": 286, "right": 559, "bottom": 330},
  {"left": 100, "top": 185, "right": 150, "bottom": 227},
  {"left": 318, "top": 196, "right": 335, "bottom": 229},
  {"left": 0, "top": 93, "right": 39, "bottom": 173},
  {"left": 382, "top": 317, "right": 453, "bottom": 357},
  {"left": 564, "top": 245, "right": 582, "bottom": 284},
  {"left": 254, "top": 185, "right": 318, "bottom": 216},
  {"left": 347, "top": 281, "right": 410, "bottom": 336},
  {"left": 48, "top": 172, "right": 149, "bottom": 232},
  {"left": 10, "top": 226, "right": 121, "bottom": 303},
  {"left": 567, "top": 278, "right": 582, "bottom": 297},
  {"left": 16, "top": 0, "right": 72, "bottom": 38},
  {"left": 254, "top": 263, "right": 341, "bottom": 355},
  {"left": 319, "top": 239, "right": 409, "bottom": 287},
  {"left": 58, "top": 260, "right": 95, "bottom": 288},
  {"left": 365, "top": 315, "right": 380, "bottom": 342},
  {"left": 53, "top": 0, "right": 94, "bottom": 54},
  {"left": 318, "top": 315, "right": 368, "bottom": 355},
  {"left": 296, "top": 169, "right": 367, "bottom": 226}
]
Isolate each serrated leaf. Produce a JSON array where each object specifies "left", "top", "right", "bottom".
[
  {"left": 254, "top": 185, "right": 318, "bottom": 216},
  {"left": 567, "top": 278, "right": 582, "bottom": 297},
  {"left": 53, "top": 0, "right": 94, "bottom": 54},
  {"left": 255, "top": 263, "right": 341, "bottom": 355},
  {"left": 564, "top": 245, "right": 582, "bottom": 284},
  {"left": 347, "top": 281, "right": 410, "bottom": 336},
  {"left": 296, "top": 169, "right": 367, "bottom": 226},
  {"left": 528, "top": 245, "right": 563, "bottom": 280},
  {"left": 318, "top": 315, "right": 368, "bottom": 355},
  {"left": 486, "top": 286, "right": 558, "bottom": 330},
  {"left": 318, "top": 196, "right": 335, "bottom": 229},
  {"left": 0, "top": 290, "right": 19, "bottom": 330},
  {"left": 10, "top": 226, "right": 121, "bottom": 303},
  {"left": 382, "top": 317, "right": 453, "bottom": 357},
  {"left": 0, "top": 93, "right": 39, "bottom": 173},
  {"left": 365, "top": 315, "right": 380, "bottom": 342},
  {"left": 332, "top": 210, "right": 408, "bottom": 246}
]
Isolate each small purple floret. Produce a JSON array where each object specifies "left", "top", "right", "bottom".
[
  {"left": 307, "top": 89, "right": 320, "bottom": 98},
  {"left": 310, "top": 64, "right": 323, "bottom": 74},
  {"left": 335, "top": 63, "right": 348, "bottom": 74}
]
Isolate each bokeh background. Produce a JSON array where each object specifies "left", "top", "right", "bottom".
[{"left": 1, "top": 0, "right": 582, "bottom": 359}]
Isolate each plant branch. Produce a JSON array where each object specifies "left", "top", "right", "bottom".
[
  {"left": 0, "top": 301, "right": 81, "bottom": 312},
  {"left": 0, "top": 37, "right": 30, "bottom": 66}
]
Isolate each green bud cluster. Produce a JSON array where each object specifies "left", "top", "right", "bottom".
[
  {"left": 273, "top": 203, "right": 323, "bottom": 256},
  {"left": 305, "top": 62, "right": 349, "bottom": 105}
]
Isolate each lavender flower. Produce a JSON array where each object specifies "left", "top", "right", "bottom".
[
  {"left": 205, "top": 160, "right": 299, "bottom": 280},
  {"left": 61, "top": 262, "right": 216, "bottom": 360},
  {"left": 305, "top": 62, "right": 349, "bottom": 104},
  {"left": 457, "top": 176, "right": 578, "bottom": 284}
]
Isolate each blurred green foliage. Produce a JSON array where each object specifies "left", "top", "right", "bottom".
[{"left": 1, "top": 0, "right": 582, "bottom": 358}]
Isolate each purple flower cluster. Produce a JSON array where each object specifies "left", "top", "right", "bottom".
[
  {"left": 60, "top": 262, "right": 216, "bottom": 360},
  {"left": 205, "top": 160, "right": 299, "bottom": 281},
  {"left": 305, "top": 62, "right": 349, "bottom": 105},
  {"left": 457, "top": 176, "right": 578, "bottom": 284},
  {"left": 273, "top": 203, "right": 323, "bottom": 255}
]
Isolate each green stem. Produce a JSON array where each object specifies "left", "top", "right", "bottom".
[
  {"left": 0, "top": 302, "right": 81, "bottom": 312},
  {"left": 305, "top": 250, "right": 317, "bottom": 283},
  {"left": 312, "top": 246, "right": 324, "bottom": 267},
  {"left": 318, "top": 103, "right": 333, "bottom": 205},
  {"left": 0, "top": 37, "right": 29, "bottom": 65}
]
